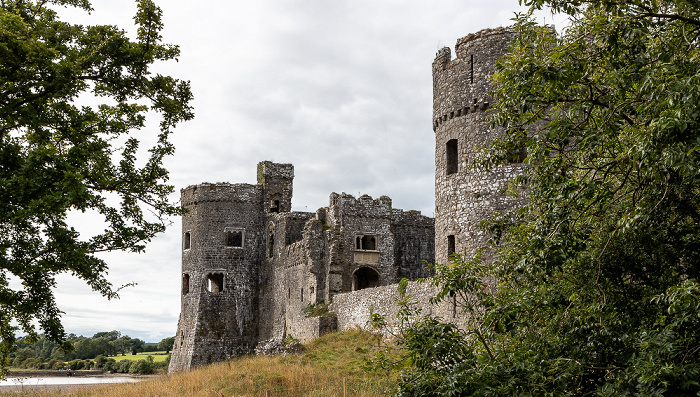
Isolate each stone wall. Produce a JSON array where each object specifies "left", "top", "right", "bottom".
[
  {"left": 170, "top": 183, "right": 266, "bottom": 372},
  {"left": 331, "top": 280, "right": 457, "bottom": 337},
  {"left": 391, "top": 209, "right": 435, "bottom": 280}
]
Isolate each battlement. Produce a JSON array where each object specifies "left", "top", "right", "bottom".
[
  {"left": 257, "top": 161, "right": 294, "bottom": 184},
  {"left": 181, "top": 183, "right": 260, "bottom": 206},
  {"left": 326, "top": 193, "right": 393, "bottom": 223},
  {"left": 432, "top": 27, "right": 515, "bottom": 133}
]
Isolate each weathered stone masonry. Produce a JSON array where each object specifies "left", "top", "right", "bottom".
[
  {"left": 433, "top": 27, "right": 524, "bottom": 264},
  {"left": 169, "top": 162, "right": 435, "bottom": 372},
  {"left": 170, "top": 27, "right": 525, "bottom": 373}
]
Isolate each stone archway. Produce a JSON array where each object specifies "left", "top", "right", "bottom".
[{"left": 353, "top": 267, "right": 380, "bottom": 291}]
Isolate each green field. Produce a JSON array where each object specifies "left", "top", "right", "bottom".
[{"left": 106, "top": 351, "right": 170, "bottom": 362}]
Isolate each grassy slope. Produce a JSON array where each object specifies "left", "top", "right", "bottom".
[{"left": 3, "top": 329, "right": 400, "bottom": 397}]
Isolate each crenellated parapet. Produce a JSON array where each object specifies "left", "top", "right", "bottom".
[
  {"left": 433, "top": 27, "right": 525, "bottom": 265},
  {"left": 181, "top": 183, "right": 261, "bottom": 207},
  {"left": 432, "top": 27, "right": 514, "bottom": 132}
]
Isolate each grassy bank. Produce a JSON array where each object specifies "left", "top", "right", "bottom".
[{"left": 1, "top": 329, "right": 400, "bottom": 396}]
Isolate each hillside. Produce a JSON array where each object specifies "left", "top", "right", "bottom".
[{"left": 1, "top": 329, "right": 400, "bottom": 397}]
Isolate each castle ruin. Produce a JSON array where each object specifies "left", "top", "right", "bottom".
[{"left": 169, "top": 27, "right": 522, "bottom": 373}]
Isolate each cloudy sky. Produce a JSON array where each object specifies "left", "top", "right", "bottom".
[{"left": 48, "top": 0, "right": 566, "bottom": 342}]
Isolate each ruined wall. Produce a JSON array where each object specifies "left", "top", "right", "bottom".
[
  {"left": 169, "top": 183, "right": 265, "bottom": 372},
  {"left": 331, "top": 280, "right": 457, "bottom": 337},
  {"left": 391, "top": 210, "right": 435, "bottom": 280},
  {"left": 433, "top": 28, "right": 524, "bottom": 264},
  {"left": 330, "top": 194, "right": 395, "bottom": 294}
]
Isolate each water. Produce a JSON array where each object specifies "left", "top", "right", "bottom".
[{"left": 0, "top": 376, "right": 142, "bottom": 387}]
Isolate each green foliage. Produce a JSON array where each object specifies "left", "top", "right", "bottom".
[
  {"left": 0, "top": 0, "right": 192, "bottom": 375},
  {"left": 391, "top": 1, "right": 700, "bottom": 395},
  {"left": 303, "top": 302, "right": 336, "bottom": 318},
  {"left": 157, "top": 336, "right": 174, "bottom": 353}
]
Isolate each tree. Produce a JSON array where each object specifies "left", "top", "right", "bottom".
[
  {"left": 393, "top": 1, "right": 700, "bottom": 395},
  {"left": 157, "top": 336, "right": 174, "bottom": 354},
  {"left": 0, "top": 0, "right": 192, "bottom": 373}
]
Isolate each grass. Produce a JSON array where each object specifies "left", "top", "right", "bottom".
[
  {"left": 0, "top": 329, "right": 402, "bottom": 396},
  {"left": 106, "top": 352, "right": 170, "bottom": 363}
]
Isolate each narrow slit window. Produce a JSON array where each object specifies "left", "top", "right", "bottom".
[
  {"left": 446, "top": 139, "right": 458, "bottom": 175},
  {"left": 448, "top": 235, "right": 456, "bottom": 258},
  {"left": 470, "top": 54, "right": 474, "bottom": 84},
  {"left": 184, "top": 232, "right": 191, "bottom": 250},
  {"left": 268, "top": 231, "right": 275, "bottom": 258}
]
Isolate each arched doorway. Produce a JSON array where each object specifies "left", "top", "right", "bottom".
[{"left": 353, "top": 267, "right": 380, "bottom": 291}]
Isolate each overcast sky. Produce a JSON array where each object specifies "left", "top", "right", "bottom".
[{"left": 47, "top": 0, "right": 566, "bottom": 342}]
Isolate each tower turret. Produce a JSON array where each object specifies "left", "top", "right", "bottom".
[{"left": 433, "top": 28, "right": 524, "bottom": 265}]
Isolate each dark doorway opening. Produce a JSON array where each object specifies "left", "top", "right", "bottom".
[{"left": 353, "top": 267, "right": 380, "bottom": 291}]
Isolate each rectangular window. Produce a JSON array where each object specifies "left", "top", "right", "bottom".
[
  {"left": 446, "top": 139, "right": 458, "bottom": 175},
  {"left": 207, "top": 273, "right": 224, "bottom": 294},
  {"left": 507, "top": 146, "right": 527, "bottom": 164},
  {"left": 270, "top": 200, "right": 280, "bottom": 213},
  {"left": 355, "top": 234, "right": 377, "bottom": 251},
  {"left": 225, "top": 230, "right": 243, "bottom": 247}
]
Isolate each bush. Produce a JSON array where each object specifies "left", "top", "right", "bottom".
[
  {"left": 64, "top": 359, "right": 83, "bottom": 370},
  {"left": 117, "top": 359, "right": 132, "bottom": 373},
  {"left": 128, "top": 359, "right": 153, "bottom": 374}
]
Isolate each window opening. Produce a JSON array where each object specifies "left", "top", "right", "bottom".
[
  {"left": 507, "top": 146, "right": 527, "bottom": 164},
  {"left": 268, "top": 231, "right": 274, "bottom": 258},
  {"left": 355, "top": 235, "right": 377, "bottom": 250},
  {"left": 448, "top": 235, "right": 456, "bottom": 258},
  {"left": 206, "top": 273, "right": 224, "bottom": 294},
  {"left": 182, "top": 274, "right": 190, "bottom": 295},
  {"left": 470, "top": 54, "right": 474, "bottom": 84},
  {"left": 300, "top": 288, "right": 304, "bottom": 302},
  {"left": 184, "top": 231, "right": 191, "bottom": 250},
  {"left": 446, "top": 139, "right": 458, "bottom": 175},
  {"left": 353, "top": 267, "right": 380, "bottom": 291},
  {"left": 225, "top": 230, "right": 243, "bottom": 247},
  {"left": 270, "top": 200, "right": 280, "bottom": 213}
]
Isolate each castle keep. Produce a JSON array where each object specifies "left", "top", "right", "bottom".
[
  {"left": 170, "top": 27, "right": 522, "bottom": 372},
  {"left": 169, "top": 162, "right": 434, "bottom": 372}
]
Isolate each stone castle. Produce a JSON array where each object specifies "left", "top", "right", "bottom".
[{"left": 169, "top": 27, "right": 523, "bottom": 373}]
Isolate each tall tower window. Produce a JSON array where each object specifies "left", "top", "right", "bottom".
[
  {"left": 182, "top": 274, "right": 190, "bottom": 295},
  {"left": 470, "top": 54, "right": 474, "bottom": 84},
  {"left": 448, "top": 235, "right": 456, "bottom": 258},
  {"left": 184, "top": 231, "right": 191, "bottom": 250},
  {"left": 268, "top": 226, "right": 275, "bottom": 258},
  {"left": 446, "top": 139, "right": 458, "bottom": 175}
]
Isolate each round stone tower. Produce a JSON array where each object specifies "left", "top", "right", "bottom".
[
  {"left": 432, "top": 27, "right": 523, "bottom": 265},
  {"left": 168, "top": 182, "right": 265, "bottom": 372},
  {"left": 168, "top": 162, "right": 294, "bottom": 372}
]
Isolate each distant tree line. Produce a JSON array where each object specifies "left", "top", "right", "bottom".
[{"left": 10, "top": 331, "right": 175, "bottom": 374}]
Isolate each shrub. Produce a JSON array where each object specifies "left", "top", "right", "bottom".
[{"left": 129, "top": 359, "right": 153, "bottom": 374}]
